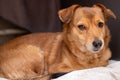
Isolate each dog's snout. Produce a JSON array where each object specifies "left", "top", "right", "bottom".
[{"left": 92, "top": 40, "right": 102, "bottom": 49}]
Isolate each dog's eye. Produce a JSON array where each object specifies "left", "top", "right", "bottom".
[
  {"left": 98, "top": 22, "right": 104, "bottom": 28},
  {"left": 78, "top": 25, "right": 86, "bottom": 30}
]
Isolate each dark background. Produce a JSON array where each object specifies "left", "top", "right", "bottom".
[{"left": 0, "top": 0, "right": 120, "bottom": 60}]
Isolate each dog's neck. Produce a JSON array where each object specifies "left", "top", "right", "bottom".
[{"left": 63, "top": 32, "right": 97, "bottom": 62}]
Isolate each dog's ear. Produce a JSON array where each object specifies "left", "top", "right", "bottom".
[
  {"left": 58, "top": 4, "right": 80, "bottom": 23},
  {"left": 93, "top": 3, "right": 116, "bottom": 20}
]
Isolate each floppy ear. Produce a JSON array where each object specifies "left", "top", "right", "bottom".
[
  {"left": 58, "top": 4, "right": 80, "bottom": 23},
  {"left": 93, "top": 3, "right": 116, "bottom": 20}
]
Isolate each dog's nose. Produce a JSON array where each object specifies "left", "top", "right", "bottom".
[{"left": 92, "top": 40, "right": 102, "bottom": 49}]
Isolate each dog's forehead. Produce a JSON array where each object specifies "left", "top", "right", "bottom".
[
  {"left": 73, "top": 7, "right": 104, "bottom": 25},
  {"left": 73, "top": 7, "right": 104, "bottom": 22}
]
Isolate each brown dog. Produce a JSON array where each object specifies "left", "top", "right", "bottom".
[{"left": 0, "top": 3, "right": 116, "bottom": 80}]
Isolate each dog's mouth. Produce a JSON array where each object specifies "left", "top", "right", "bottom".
[
  {"left": 87, "top": 47, "right": 101, "bottom": 53},
  {"left": 92, "top": 48, "right": 101, "bottom": 52},
  {"left": 89, "top": 48, "right": 102, "bottom": 53}
]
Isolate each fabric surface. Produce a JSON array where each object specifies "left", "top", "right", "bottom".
[{"left": 52, "top": 60, "right": 120, "bottom": 80}]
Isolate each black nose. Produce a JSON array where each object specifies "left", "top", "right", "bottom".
[{"left": 92, "top": 40, "right": 102, "bottom": 49}]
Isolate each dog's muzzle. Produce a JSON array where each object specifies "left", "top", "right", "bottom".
[{"left": 92, "top": 39, "right": 103, "bottom": 51}]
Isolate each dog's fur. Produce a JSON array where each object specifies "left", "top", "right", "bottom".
[{"left": 0, "top": 3, "right": 116, "bottom": 80}]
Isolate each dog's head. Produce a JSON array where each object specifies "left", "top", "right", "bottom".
[{"left": 58, "top": 4, "right": 116, "bottom": 53}]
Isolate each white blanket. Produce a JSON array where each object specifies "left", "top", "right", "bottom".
[
  {"left": 1, "top": 60, "right": 120, "bottom": 80},
  {"left": 52, "top": 60, "right": 120, "bottom": 80}
]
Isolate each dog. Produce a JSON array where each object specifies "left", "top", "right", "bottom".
[{"left": 0, "top": 3, "right": 116, "bottom": 80}]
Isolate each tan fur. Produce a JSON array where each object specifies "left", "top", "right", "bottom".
[{"left": 0, "top": 4, "right": 116, "bottom": 80}]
